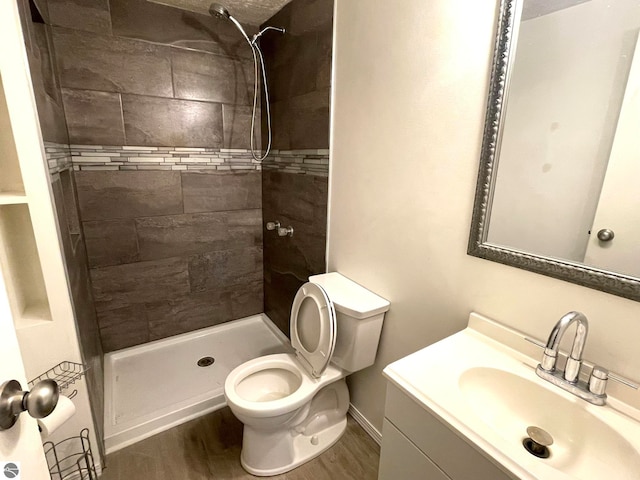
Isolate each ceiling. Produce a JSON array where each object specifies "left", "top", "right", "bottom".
[{"left": 147, "top": 0, "right": 293, "bottom": 25}]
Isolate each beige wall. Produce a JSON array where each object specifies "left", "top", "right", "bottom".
[{"left": 328, "top": 0, "right": 640, "bottom": 432}]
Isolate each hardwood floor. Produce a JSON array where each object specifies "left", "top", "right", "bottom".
[{"left": 99, "top": 408, "right": 380, "bottom": 479}]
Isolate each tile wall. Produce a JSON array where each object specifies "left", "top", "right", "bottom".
[
  {"left": 27, "top": 0, "right": 333, "bottom": 348},
  {"left": 45, "top": 0, "right": 266, "bottom": 351},
  {"left": 260, "top": 0, "right": 333, "bottom": 335},
  {"left": 76, "top": 169, "right": 263, "bottom": 351},
  {"left": 50, "top": 0, "right": 256, "bottom": 149}
]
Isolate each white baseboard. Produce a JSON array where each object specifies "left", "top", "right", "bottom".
[{"left": 348, "top": 403, "right": 382, "bottom": 445}]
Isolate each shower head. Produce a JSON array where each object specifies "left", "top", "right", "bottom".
[
  {"left": 209, "top": 2, "right": 253, "bottom": 45},
  {"left": 209, "top": 3, "right": 230, "bottom": 19}
]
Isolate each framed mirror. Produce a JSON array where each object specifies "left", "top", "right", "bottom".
[{"left": 469, "top": 0, "right": 640, "bottom": 301}]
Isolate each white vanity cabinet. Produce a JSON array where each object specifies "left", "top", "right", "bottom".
[{"left": 378, "top": 384, "right": 516, "bottom": 480}]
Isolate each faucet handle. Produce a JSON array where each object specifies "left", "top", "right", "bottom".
[{"left": 589, "top": 366, "right": 638, "bottom": 396}]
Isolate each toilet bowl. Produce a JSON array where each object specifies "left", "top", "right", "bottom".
[{"left": 224, "top": 272, "right": 390, "bottom": 476}]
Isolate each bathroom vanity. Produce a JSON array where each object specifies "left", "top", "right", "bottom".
[
  {"left": 378, "top": 313, "right": 640, "bottom": 480},
  {"left": 378, "top": 382, "right": 513, "bottom": 480}
]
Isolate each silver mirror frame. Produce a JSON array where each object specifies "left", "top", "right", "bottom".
[{"left": 468, "top": 0, "right": 640, "bottom": 302}]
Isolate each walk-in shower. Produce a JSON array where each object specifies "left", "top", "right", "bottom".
[{"left": 209, "top": 2, "right": 285, "bottom": 162}]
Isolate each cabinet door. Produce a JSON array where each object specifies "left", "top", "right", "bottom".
[{"left": 379, "top": 419, "right": 450, "bottom": 480}]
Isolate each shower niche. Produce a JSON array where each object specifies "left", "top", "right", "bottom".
[{"left": 0, "top": 75, "right": 52, "bottom": 329}]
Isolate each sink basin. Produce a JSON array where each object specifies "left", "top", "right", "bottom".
[
  {"left": 383, "top": 312, "right": 640, "bottom": 480},
  {"left": 459, "top": 367, "right": 640, "bottom": 479}
]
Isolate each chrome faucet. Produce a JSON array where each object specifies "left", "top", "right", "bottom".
[
  {"left": 540, "top": 311, "right": 588, "bottom": 383},
  {"left": 535, "top": 311, "right": 638, "bottom": 405}
]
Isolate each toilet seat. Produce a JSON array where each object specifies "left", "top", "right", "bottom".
[
  {"left": 290, "top": 282, "right": 336, "bottom": 378},
  {"left": 224, "top": 353, "right": 344, "bottom": 418}
]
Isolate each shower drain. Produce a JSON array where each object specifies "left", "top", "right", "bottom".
[{"left": 197, "top": 356, "right": 215, "bottom": 367}]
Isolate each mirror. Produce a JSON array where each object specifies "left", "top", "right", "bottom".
[{"left": 469, "top": 0, "right": 640, "bottom": 301}]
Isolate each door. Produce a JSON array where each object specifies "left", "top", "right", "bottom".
[
  {"left": 584, "top": 33, "right": 640, "bottom": 277},
  {"left": 0, "top": 1, "right": 52, "bottom": 478},
  {"left": 0, "top": 271, "right": 50, "bottom": 479}
]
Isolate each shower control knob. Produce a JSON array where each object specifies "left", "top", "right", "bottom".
[
  {"left": 278, "top": 226, "right": 294, "bottom": 237},
  {"left": 266, "top": 221, "right": 280, "bottom": 231},
  {"left": 597, "top": 229, "right": 614, "bottom": 242}
]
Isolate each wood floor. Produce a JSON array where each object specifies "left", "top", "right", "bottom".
[{"left": 99, "top": 408, "right": 380, "bottom": 480}]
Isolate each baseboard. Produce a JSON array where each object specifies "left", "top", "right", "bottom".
[{"left": 348, "top": 403, "right": 382, "bottom": 445}]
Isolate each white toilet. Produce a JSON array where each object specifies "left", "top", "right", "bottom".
[{"left": 224, "top": 272, "right": 390, "bottom": 476}]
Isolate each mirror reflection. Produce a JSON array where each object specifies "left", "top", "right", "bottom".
[{"left": 486, "top": 0, "right": 640, "bottom": 279}]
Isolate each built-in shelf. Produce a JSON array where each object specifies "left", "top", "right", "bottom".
[
  {"left": 0, "top": 204, "right": 52, "bottom": 329},
  {"left": 0, "top": 191, "right": 28, "bottom": 205}
]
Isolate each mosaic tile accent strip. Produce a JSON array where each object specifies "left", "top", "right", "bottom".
[
  {"left": 46, "top": 143, "right": 329, "bottom": 175},
  {"left": 262, "top": 149, "right": 330, "bottom": 177},
  {"left": 67, "top": 145, "right": 261, "bottom": 171},
  {"left": 44, "top": 142, "right": 73, "bottom": 175}
]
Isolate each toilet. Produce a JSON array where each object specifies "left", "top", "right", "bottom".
[{"left": 224, "top": 272, "right": 390, "bottom": 476}]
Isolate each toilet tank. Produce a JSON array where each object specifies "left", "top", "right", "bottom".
[{"left": 309, "top": 272, "right": 390, "bottom": 372}]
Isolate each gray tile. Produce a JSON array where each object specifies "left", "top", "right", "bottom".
[
  {"left": 222, "top": 104, "right": 257, "bottom": 149},
  {"left": 122, "top": 95, "right": 223, "bottom": 147},
  {"left": 229, "top": 279, "right": 263, "bottom": 319},
  {"left": 135, "top": 210, "right": 262, "bottom": 261},
  {"left": 75, "top": 171, "right": 183, "bottom": 221},
  {"left": 172, "top": 49, "right": 253, "bottom": 104},
  {"left": 27, "top": 24, "right": 70, "bottom": 144},
  {"left": 62, "top": 89, "right": 125, "bottom": 145},
  {"left": 146, "top": 292, "right": 232, "bottom": 341},
  {"left": 109, "top": 0, "right": 254, "bottom": 58},
  {"left": 182, "top": 171, "right": 261, "bottom": 213},
  {"left": 97, "top": 305, "right": 150, "bottom": 352},
  {"left": 286, "top": 0, "right": 334, "bottom": 35},
  {"left": 188, "top": 246, "right": 263, "bottom": 293},
  {"left": 83, "top": 219, "right": 140, "bottom": 268},
  {"left": 262, "top": 171, "right": 328, "bottom": 333},
  {"left": 48, "top": 0, "right": 112, "bottom": 34},
  {"left": 90, "top": 257, "right": 190, "bottom": 312},
  {"left": 289, "top": 89, "right": 331, "bottom": 149},
  {"left": 52, "top": 27, "right": 173, "bottom": 97},
  {"left": 265, "top": 99, "right": 291, "bottom": 150},
  {"left": 262, "top": 170, "right": 328, "bottom": 224}
]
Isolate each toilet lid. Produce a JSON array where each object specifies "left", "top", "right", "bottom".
[{"left": 290, "top": 282, "right": 336, "bottom": 378}]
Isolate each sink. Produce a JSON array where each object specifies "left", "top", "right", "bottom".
[
  {"left": 459, "top": 367, "right": 640, "bottom": 479},
  {"left": 383, "top": 312, "right": 640, "bottom": 480}
]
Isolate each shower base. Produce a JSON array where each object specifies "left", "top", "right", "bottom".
[{"left": 103, "top": 314, "right": 289, "bottom": 453}]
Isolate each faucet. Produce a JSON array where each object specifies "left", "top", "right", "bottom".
[
  {"left": 535, "top": 311, "right": 638, "bottom": 405},
  {"left": 540, "top": 311, "right": 588, "bottom": 383}
]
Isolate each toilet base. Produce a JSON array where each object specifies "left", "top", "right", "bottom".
[{"left": 240, "top": 416, "right": 348, "bottom": 476}]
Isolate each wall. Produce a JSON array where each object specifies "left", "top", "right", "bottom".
[
  {"left": 488, "top": 0, "right": 640, "bottom": 262},
  {"left": 48, "top": 0, "right": 264, "bottom": 351},
  {"left": 329, "top": 0, "right": 640, "bottom": 433},
  {"left": 260, "top": 0, "right": 333, "bottom": 334},
  {"left": 13, "top": 0, "right": 105, "bottom": 459}
]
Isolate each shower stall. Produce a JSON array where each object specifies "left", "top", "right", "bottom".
[{"left": 2, "top": 0, "right": 333, "bottom": 468}]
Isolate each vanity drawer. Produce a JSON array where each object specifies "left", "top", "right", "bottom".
[
  {"left": 379, "top": 419, "right": 450, "bottom": 480},
  {"left": 384, "top": 384, "right": 515, "bottom": 480}
]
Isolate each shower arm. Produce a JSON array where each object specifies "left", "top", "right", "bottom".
[{"left": 251, "top": 26, "right": 286, "bottom": 45}]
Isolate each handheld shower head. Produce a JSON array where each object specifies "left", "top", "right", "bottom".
[{"left": 209, "top": 3, "right": 230, "bottom": 18}]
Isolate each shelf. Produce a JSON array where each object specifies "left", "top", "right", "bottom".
[
  {"left": 29, "top": 361, "right": 89, "bottom": 391},
  {"left": 0, "top": 204, "right": 51, "bottom": 329},
  {"left": 0, "top": 191, "right": 27, "bottom": 205}
]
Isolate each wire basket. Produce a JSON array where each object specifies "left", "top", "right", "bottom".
[
  {"left": 29, "top": 361, "right": 88, "bottom": 395},
  {"left": 44, "top": 428, "right": 97, "bottom": 480}
]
